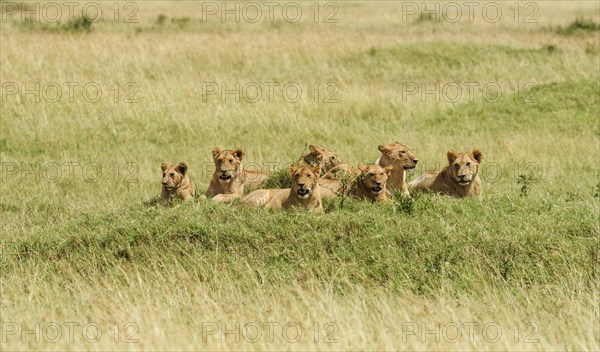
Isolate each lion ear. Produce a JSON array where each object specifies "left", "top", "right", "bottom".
[
  {"left": 212, "top": 147, "right": 221, "bottom": 160},
  {"left": 309, "top": 145, "right": 323, "bottom": 157},
  {"left": 176, "top": 162, "right": 188, "bottom": 175},
  {"left": 161, "top": 163, "right": 169, "bottom": 172},
  {"left": 290, "top": 164, "right": 298, "bottom": 175},
  {"left": 472, "top": 149, "right": 483, "bottom": 163},
  {"left": 378, "top": 144, "right": 391, "bottom": 155},
  {"left": 357, "top": 163, "right": 368, "bottom": 173},
  {"left": 384, "top": 165, "right": 394, "bottom": 174},
  {"left": 447, "top": 150, "right": 458, "bottom": 164},
  {"left": 233, "top": 148, "right": 245, "bottom": 161}
]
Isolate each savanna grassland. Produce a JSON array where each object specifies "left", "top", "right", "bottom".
[{"left": 1, "top": 0, "right": 599, "bottom": 350}]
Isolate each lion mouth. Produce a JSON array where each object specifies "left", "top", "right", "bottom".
[
  {"left": 371, "top": 186, "right": 383, "bottom": 194},
  {"left": 219, "top": 175, "right": 232, "bottom": 182},
  {"left": 163, "top": 185, "right": 174, "bottom": 191},
  {"left": 403, "top": 165, "right": 416, "bottom": 171},
  {"left": 297, "top": 189, "right": 310, "bottom": 198},
  {"left": 458, "top": 181, "right": 471, "bottom": 186}
]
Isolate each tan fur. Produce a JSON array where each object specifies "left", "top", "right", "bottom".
[
  {"left": 160, "top": 162, "right": 196, "bottom": 203},
  {"left": 241, "top": 165, "right": 323, "bottom": 213},
  {"left": 322, "top": 163, "right": 355, "bottom": 179},
  {"left": 318, "top": 177, "right": 345, "bottom": 198},
  {"left": 298, "top": 145, "right": 343, "bottom": 175},
  {"left": 205, "top": 147, "right": 270, "bottom": 203},
  {"left": 353, "top": 164, "right": 393, "bottom": 202},
  {"left": 411, "top": 149, "right": 483, "bottom": 198},
  {"left": 375, "top": 142, "right": 418, "bottom": 196}
]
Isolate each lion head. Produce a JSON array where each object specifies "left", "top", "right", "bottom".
[
  {"left": 303, "top": 145, "right": 343, "bottom": 173},
  {"left": 161, "top": 162, "right": 188, "bottom": 191},
  {"left": 290, "top": 164, "right": 320, "bottom": 199},
  {"left": 212, "top": 147, "right": 244, "bottom": 183},
  {"left": 358, "top": 163, "right": 393, "bottom": 195},
  {"left": 447, "top": 149, "right": 483, "bottom": 186},
  {"left": 378, "top": 142, "right": 418, "bottom": 170}
]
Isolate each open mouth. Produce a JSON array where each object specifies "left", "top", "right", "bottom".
[
  {"left": 371, "top": 186, "right": 383, "bottom": 194},
  {"left": 403, "top": 165, "right": 416, "bottom": 170},
  {"left": 219, "top": 175, "right": 232, "bottom": 181},
  {"left": 297, "top": 189, "right": 310, "bottom": 198}
]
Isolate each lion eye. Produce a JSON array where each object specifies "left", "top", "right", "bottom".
[
  {"left": 163, "top": 173, "right": 166, "bottom": 177},
  {"left": 466, "top": 162, "right": 471, "bottom": 167},
  {"left": 170, "top": 173, "right": 175, "bottom": 177},
  {"left": 454, "top": 164, "right": 460, "bottom": 169}
]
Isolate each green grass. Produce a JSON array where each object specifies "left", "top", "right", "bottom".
[
  {"left": 8, "top": 195, "right": 597, "bottom": 293},
  {"left": 1, "top": 1, "right": 599, "bottom": 350},
  {"left": 557, "top": 18, "right": 600, "bottom": 35}
]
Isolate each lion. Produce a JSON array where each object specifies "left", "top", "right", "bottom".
[
  {"left": 319, "top": 164, "right": 393, "bottom": 202},
  {"left": 205, "top": 147, "right": 270, "bottom": 203},
  {"left": 353, "top": 163, "right": 393, "bottom": 202},
  {"left": 160, "top": 162, "right": 196, "bottom": 203},
  {"left": 410, "top": 149, "right": 483, "bottom": 198},
  {"left": 298, "top": 145, "right": 343, "bottom": 175},
  {"left": 241, "top": 165, "right": 323, "bottom": 213},
  {"left": 375, "top": 142, "right": 418, "bottom": 196}
]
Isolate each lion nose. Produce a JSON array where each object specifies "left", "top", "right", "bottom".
[
  {"left": 413, "top": 159, "right": 418, "bottom": 164},
  {"left": 375, "top": 181, "right": 382, "bottom": 185},
  {"left": 297, "top": 182, "right": 305, "bottom": 187}
]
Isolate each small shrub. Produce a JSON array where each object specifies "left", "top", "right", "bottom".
[
  {"left": 62, "top": 16, "right": 93, "bottom": 32},
  {"left": 517, "top": 173, "right": 538, "bottom": 197},
  {"left": 335, "top": 170, "right": 359, "bottom": 209},
  {"left": 155, "top": 14, "right": 168, "bottom": 26},
  {"left": 557, "top": 18, "right": 600, "bottom": 35},
  {"left": 394, "top": 192, "right": 415, "bottom": 215},
  {"left": 415, "top": 11, "right": 442, "bottom": 23},
  {"left": 260, "top": 168, "right": 292, "bottom": 189},
  {"left": 541, "top": 44, "right": 558, "bottom": 53}
]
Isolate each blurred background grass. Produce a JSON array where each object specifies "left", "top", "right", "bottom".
[{"left": 1, "top": 1, "right": 599, "bottom": 350}]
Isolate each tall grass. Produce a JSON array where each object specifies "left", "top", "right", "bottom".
[{"left": 1, "top": 1, "right": 599, "bottom": 350}]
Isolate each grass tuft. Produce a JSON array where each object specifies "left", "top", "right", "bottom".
[
  {"left": 557, "top": 17, "right": 600, "bottom": 35},
  {"left": 260, "top": 167, "right": 292, "bottom": 189}
]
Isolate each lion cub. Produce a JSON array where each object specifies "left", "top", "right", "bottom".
[
  {"left": 241, "top": 165, "right": 323, "bottom": 213},
  {"left": 160, "top": 162, "right": 196, "bottom": 203},
  {"left": 298, "top": 145, "right": 344, "bottom": 175},
  {"left": 410, "top": 149, "right": 483, "bottom": 198},
  {"left": 205, "top": 147, "right": 270, "bottom": 203},
  {"left": 353, "top": 164, "right": 393, "bottom": 202}
]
